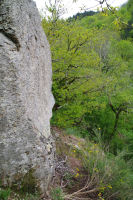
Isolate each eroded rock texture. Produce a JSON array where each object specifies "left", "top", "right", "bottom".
[{"left": 0, "top": 0, "right": 55, "bottom": 192}]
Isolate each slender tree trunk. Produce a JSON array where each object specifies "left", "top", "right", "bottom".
[{"left": 112, "top": 111, "right": 121, "bottom": 137}]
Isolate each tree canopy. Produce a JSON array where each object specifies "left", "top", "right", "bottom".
[{"left": 42, "top": 0, "right": 133, "bottom": 154}]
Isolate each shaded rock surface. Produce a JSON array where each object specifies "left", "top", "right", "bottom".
[{"left": 0, "top": 0, "right": 55, "bottom": 192}]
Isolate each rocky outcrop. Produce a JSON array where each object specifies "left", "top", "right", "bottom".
[{"left": 0, "top": 0, "right": 55, "bottom": 192}]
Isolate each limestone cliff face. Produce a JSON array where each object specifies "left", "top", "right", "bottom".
[{"left": 0, "top": 0, "right": 55, "bottom": 192}]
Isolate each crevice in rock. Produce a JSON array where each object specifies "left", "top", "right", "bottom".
[{"left": 0, "top": 30, "right": 21, "bottom": 51}]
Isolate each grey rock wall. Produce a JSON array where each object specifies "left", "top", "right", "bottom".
[{"left": 0, "top": 0, "right": 55, "bottom": 192}]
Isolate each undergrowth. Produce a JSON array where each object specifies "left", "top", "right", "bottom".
[
  {"left": 51, "top": 127, "right": 133, "bottom": 200},
  {"left": 0, "top": 189, "right": 11, "bottom": 200},
  {"left": 81, "top": 140, "right": 133, "bottom": 200},
  {"left": 1, "top": 128, "right": 133, "bottom": 200},
  {"left": 0, "top": 188, "right": 39, "bottom": 200}
]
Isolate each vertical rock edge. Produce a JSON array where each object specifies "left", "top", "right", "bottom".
[{"left": 0, "top": 0, "right": 55, "bottom": 192}]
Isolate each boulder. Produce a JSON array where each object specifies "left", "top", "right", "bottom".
[{"left": 0, "top": 0, "right": 55, "bottom": 192}]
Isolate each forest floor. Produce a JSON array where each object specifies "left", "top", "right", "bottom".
[
  {"left": 0, "top": 127, "right": 118, "bottom": 200},
  {"left": 46, "top": 126, "right": 99, "bottom": 200}
]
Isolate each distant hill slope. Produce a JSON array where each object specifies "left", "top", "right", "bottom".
[{"left": 68, "top": 10, "right": 97, "bottom": 21}]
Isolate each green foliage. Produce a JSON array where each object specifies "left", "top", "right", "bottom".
[
  {"left": 81, "top": 141, "right": 133, "bottom": 200},
  {"left": 41, "top": 2, "right": 133, "bottom": 200},
  {"left": 120, "top": 0, "right": 133, "bottom": 40},
  {"left": 22, "top": 193, "right": 39, "bottom": 200},
  {"left": 68, "top": 10, "right": 97, "bottom": 21},
  {"left": 51, "top": 187, "right": 64, "bottom": 200},
  {"left": 0, "top": 189, "right": 11, "bottom": 200},
  {"left": 16, "top": 169, "right": 38, "bottom": 194},
  {"left": 54, "top": 131, "right": 133, "bottom": 200},
  {"left": 65, "top": 127, "right": 88, "bottom": 138},
  {"left": 42, "top": 0, "right": 133, "bottom": 158},
  {"left": 0, "top": 188, "right": 39, "bottom": 200}
]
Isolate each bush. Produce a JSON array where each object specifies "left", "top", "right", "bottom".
[
  {"left": 81, "top": 140, "right": 133, "bottom": 200},
  {"left": 51, "top": 187, "right": 64, "bottom": 200},
  {"left": 0, "top": 189, "right": 11, "bottom": 200}
]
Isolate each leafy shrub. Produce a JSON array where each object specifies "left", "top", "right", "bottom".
[
  {"left": 81, "top": 141, "right": 133, "bottom": 200},
  {"left": 0, "top": 189, "right": 11, "bottom": 200},
  {"left": 51, "top": 187, "right": 64, "bottom": 200}
]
